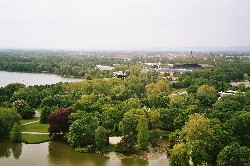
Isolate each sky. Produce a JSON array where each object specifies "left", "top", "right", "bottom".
[{"left": 0, "top": 0, "right": 250, "bottom": 50}]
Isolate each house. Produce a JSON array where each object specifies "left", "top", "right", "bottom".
[
  {"left": 113, "top": 71, "right": 126, "bottom": 79},
  {"left": 218, "top": 90, "right": 245, "bottom": 97}
]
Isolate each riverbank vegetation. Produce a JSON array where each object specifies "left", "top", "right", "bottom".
[{"left": 0, "top": 53, "right": 250, "bottom": 165}]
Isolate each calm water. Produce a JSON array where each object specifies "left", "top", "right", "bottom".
[
  {"left": 0, "top": 138, "right": 169, "bottom": 166},
  {"left": 0, "top": 71, "right": 84, "bottom": 87}
]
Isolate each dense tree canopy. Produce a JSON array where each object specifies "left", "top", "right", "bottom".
[
  {"left": 0, "top": 108, "right": 21, "bottom": 136},
  {"left": 66, "top": 111, "right": 98, "bottom": 148},
  {"left": 0, "top": 53, "right": 250, "bottom": 164}
]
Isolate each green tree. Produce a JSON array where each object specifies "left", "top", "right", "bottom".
[
  {"left": 159, "top": 108, "right": 177, "bottom": 131},
  {"left": 197, "top": 85, "right": 217, "bottom": 95},
  {"left": 66, "top": 111, "right": 98, "bottom": 147},
  {"left": 101, "top": 105, "right": 124, "bottom": 130},
  {"left": 187, "top": 85, "right": 198, "bottom": 94},
  {"left": 243, "top": 73, "right": 249, "bottom": 80},
  {"left": 12, "top": 100, "right": 35, "bottom": 118},
  {"left": 74, "top": 94, "right": 102, "bottom": 112},
  {"left": 109, "top": 84, "right": 126, "bottom": 100},
  {"left": 10, "top": 123, "right": 22, "bottom": 143},
  {"left": 238, "top": 83, "right": 246, "bottom": 91},
  {"left": 225, "top": 112, "right": 250, "bottom": 146},
  {"left": 11, "top": 87, "right": 41, "bottom": 107},
  {"left": 217, "top": 142, "right": 250, "bottom": 166},
  {"left": 119, "top": 109, "right": 146, "bottom": 135},
  {"left": 0, "top": 83, "right": 25, "bottom": 102},
  {"left": 149, "top": 109, "right": 161, "bottom": 129},
  {"left": 124, "top": 76, "right": 146, "bottom": 98},
  {"left": 208, "top": 119, "right": 235, "bottom": 163},
  {"left": 117, "top": 135, "right": 136, "bottom": 154},
  {"left": 170, "top": 143, "right": 190, "bottom": 166},
  {"left": 128, "top": 65, "right": 142, "bottom": 77},
  {"left": 136, "top": 116, "right": 149, "bottom": 150},
  {"left": 144, "top": 70, "right": 160, "bottom": 83},
  {"left": 95, "top": 126, "right": 107, "bottom": 150},
  {"left": 146, "top": 92, "right": 169, "bottom": 108},
  {"left": 40, "top": 106, "right": 54, "bottom": 123},
  {"left": 0, "top": 108, "right": 21, "bottom": 136},
  {"left": 185, "top": 114, "right": 212, "bottom": 165},
  {"left": 146, "top": 79, "right": 171, "bottom": 97}
]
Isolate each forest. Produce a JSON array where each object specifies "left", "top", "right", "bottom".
[{"left": 0, "top": 53, "right": 250, "bottom": 166}]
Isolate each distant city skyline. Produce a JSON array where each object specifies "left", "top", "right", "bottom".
[{"left": 0, "top": 0, "right": 250, "bottom": 50}]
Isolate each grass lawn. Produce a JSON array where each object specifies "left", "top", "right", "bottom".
[
  {"left": 20, "top": 117, "right": 40, "bottom": 124},
  {"left": 21, "top": 122, "right": 49, "bottom": 133},
  {"left": 22, "top": 133, "right": 51, "bottom": 144},
  {"left": 19, "top": 110, "right": 51, "bottom": 144}
]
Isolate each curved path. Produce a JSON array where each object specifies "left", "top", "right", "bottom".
[
  {"left": 21, "top": 112, "right": 49, "bottom": 135},
  {"left": 21, "top": 120, "right": 39, "bottom": 126}
]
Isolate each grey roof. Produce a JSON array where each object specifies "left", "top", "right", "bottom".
[{"left": 96, "top": 65, "right": 114, "bottom": 71}]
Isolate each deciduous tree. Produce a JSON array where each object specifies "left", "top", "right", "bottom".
[
  {"left": 170, "top": 143, "right": 190, "bottom": 166},
  {"left": 13, "top": 100, "right": 35, "bottom": 118},
  {"left": 48, "top": 108, "right": 74, "bottom": 137},
  {"left": 0, "top": 108, "right": 21, "bottom": 136},
  {"left": 66, "top": 112, "right": 98, "bottom": 147},
  {"left": 217, "top": 142, "right": 250, "bottom": 166}
]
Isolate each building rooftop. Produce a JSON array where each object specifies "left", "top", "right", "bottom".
[{"left": 96, "top": 65, "right": 114, "bottom": 71}]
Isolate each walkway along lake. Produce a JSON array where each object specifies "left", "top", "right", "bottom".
[
  {"left": 0, "top": 70, "right": 84, "bottom": 87},
  {"left": 0, "top": 138, "right": 169, "bottom": 166}
]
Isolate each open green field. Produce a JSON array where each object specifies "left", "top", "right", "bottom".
[
  {"left": 21, "top": 122, "right": 49, "bottom": 133},
  {"left": 19, "top": 108, "right": 51, "bottom": 144},
  {"left": 22, "top": 133, "right": 51, "bottom": 144},
  {"left": 20, "top": 117, "right": 40, "bottom": 124}
]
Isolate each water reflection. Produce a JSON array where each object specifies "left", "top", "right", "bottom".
[
  {"left": 12, "top": 143, "right": 22, "bottom": 159},
  {"left": 0, "top": 139, "right": 169, "bottom": 166},
  {"left": 0, "top": 139, "right": 22, "bottom": 159},
  {"left": 48, "top": 141, "right": 110, "bottom": 166}
]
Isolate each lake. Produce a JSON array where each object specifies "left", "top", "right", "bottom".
[
  {"left": 0, "top": 71, "right": 84, "bottom": 88},
  {"left": 0, "top": 138, "right": 169, "bottom": 166}
]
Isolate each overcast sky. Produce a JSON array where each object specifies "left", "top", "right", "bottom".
[{"left": 0, "top": 0, "right": 249, "bottom": 50}]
